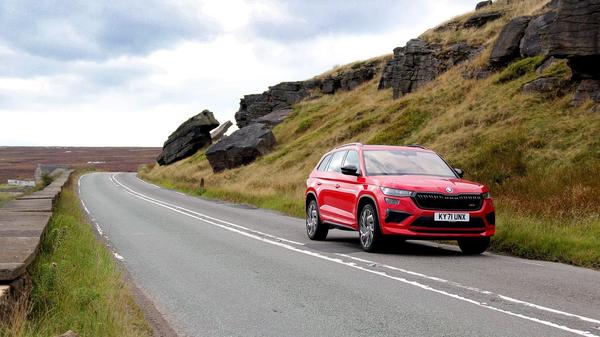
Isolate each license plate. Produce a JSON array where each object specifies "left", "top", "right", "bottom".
[{"left": 434, "top": 213, "right": 470, "bottom": 222}]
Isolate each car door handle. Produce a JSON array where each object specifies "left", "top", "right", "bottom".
[
  {"left": 335, "top": 184, "right": 341, "bottom": 188},
  {"left": 316, "top": 182, "right": 322, "bottom": 186}
]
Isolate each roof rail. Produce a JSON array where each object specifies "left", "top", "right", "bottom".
[
  {"left": 406, "top": 144, "right": 428, "bottom": 149},
  {"left": 335, "top": 142, "right": 363, "bottom": 149}
]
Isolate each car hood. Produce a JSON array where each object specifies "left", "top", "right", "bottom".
[{"left": 370, "top": 175, "right": 486, "bottom": 194}]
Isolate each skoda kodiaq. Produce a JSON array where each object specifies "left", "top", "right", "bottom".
[{"left": 305, "top": 143, "right": 495, "bottom": 253}]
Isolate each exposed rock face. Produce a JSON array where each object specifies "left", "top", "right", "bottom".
[
  {"left": 157, "top": 110, "right": 219, "bottom": 166},
  {"left": 572, "top": 79, "right": 600, "bottom": 106},
  {"left": 519, "top": 11, "right": 556, "bottom": 58},
  {"left": 463, "top": 11, "right": 503, "bottom": 28},
  {"left": 205, "top": 123, "right": 276, "bottom": 172},
  {"left": 235, "top": 61, "right": 381, "bottom": 127},
  {"left": 256, "top": 108, "right": 294, "bottom": 126},
  {"left": 541, "top": 0, "right": 600, "bottom": 79},
  {"left": 235, "top": 82, "right": 309, "bottom": 128},
  {"left": 476, "top": 0, "right": 493, "bottom": 10},
  {"left": 522, "top": 77, "right": 565, "bottom": 95},
  {"left": 489, "top": 16, "right": 531, "bottom": 67},
  {"left": 379, "top": 39, "right": 479, "bottom": 98}
]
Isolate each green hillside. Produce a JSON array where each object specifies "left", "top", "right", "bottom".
[{"left": 141, "top": 0, "right": 600, "bottom": 268}]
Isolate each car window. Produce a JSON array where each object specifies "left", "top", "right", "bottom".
[
  {"left": 326, "top": 151, "right": 347, "bottom": 173},
  {"left": 343, "top": 150, "right": 359, "bottom": 169},
  {"left": 317, "top": 154, "right": 332, "bottom": 171}
]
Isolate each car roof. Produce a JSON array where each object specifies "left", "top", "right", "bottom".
[{"left": 331, "top": 143, "right": 434, "bottom": 153}]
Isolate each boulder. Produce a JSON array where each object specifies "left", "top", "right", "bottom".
[
  {"left": 205, "top": 123, "right": 276, "bottom": 172},
  {"left": 476, "top": 1, "right": 493, "bottom": 10},
  {"left": 379, "top": 39, "right": 479, "bottom": 98},
  {"left": 522, "top": 77, "right": 565, "bottom": 95},
  {"left": 489, "top": 16, "right": 531, "bottom": 67},
  {"left": 463, "top": 11, "right": 503, "bottom": 28},
  {"left": 157, "top": 110, "right": 219, "bottom": 166},
  {"left": 519, "top": 11, "right": 557, "bottom": 58},
  {"left": 572, "top": 79, "right": 600, "bottom": 106},
  {"left": 210, "top": 120, "right": 233, "bottom": 142},
  {"left": 535, "top": 56, "right": 560, "bottom": 74}
]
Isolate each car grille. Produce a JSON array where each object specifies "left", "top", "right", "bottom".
[{"left": 412, "top": 192, "right": 483, "bottom": 211}]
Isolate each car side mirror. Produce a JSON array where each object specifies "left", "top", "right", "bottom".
[
  {"left": 341, "top": 164, "right": 360, "bottom": 176},
  {"left": 454, "top": 168, "right": 464, "bottom": 178}
]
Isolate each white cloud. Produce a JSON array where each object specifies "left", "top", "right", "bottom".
[{"left": 0, "top": 0, "right": 476, "bottom": 146}]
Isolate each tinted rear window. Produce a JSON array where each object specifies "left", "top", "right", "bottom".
[{"left": 327, "top": 151, "right": 347, "bottom": 173}]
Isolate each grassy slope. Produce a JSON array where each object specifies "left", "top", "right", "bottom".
[
  {"left": 1, "top": 174, "right": 150, "bottom": 337},
  {"left": 141, "top": 0, "right": 600, "bottom": 268}
]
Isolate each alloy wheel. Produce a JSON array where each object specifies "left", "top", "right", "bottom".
[{"left": 359, "top": 207, "right": 375, "bottom": 249}]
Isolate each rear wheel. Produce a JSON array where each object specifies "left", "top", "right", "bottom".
[
  {"left": 306, "top": 199, "right": 328, "bottom": 240},
  {"left": 458, "top": 237, "right": 490, "bottom": 255},
  {"left": 359, "top": 203, "right": 383, "bottom": 252}
]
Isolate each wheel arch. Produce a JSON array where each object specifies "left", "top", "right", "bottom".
[
  {"left": 356, "top": 194, "right": 379, "bottom": 219},
  {"left": 305, "top": 191, "right": 317, "bottom": 210}
]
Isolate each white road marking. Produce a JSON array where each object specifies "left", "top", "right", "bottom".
[
  {"left": 114, "top": 174, "right": 304, "bottom": 246},
  {"left": 336, "top": 254, "right": 600, "bottom": 325},
  {"left": 103, "top": 173, "right": 600, "bottom": 337}
]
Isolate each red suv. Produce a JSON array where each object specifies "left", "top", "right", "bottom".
[{"left": 305, "top": 143, "right": 495, "bottom": 254}]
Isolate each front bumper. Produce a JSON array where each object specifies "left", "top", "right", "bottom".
[{"left": 378, "top": 195, "right": 496, "bottom": 239}]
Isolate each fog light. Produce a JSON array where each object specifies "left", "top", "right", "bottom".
[{"left": 385, "top": 197, "right": 399, "bottom": 205}]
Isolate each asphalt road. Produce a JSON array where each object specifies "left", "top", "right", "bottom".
[{"left": 78, "top": 172, "right": 600, "bottom": 337}]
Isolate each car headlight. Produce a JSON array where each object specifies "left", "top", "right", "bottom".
[
  {"left": 482, "top": 192, "right": 492, "bottom": 199},
  {"left": 380, "top": 187, "right": 413, "bottom": 197}
]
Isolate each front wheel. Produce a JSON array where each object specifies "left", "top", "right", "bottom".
[
  {"left": 359, "top": 204, "right": 383, "bottom": 252},
  {"left": 306, "top": 200, "right": 328, "bottom": 240},
  {"left": 458, "top": 237, "right": 490, "bottom": 255}
]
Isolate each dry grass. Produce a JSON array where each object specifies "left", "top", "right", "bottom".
[{"left": 140, "top": 0, "right": 600, "bottom": 268}]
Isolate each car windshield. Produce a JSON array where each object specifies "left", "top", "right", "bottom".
[{"left": 364, "top": 150, "right": 456, "bottom": 177}]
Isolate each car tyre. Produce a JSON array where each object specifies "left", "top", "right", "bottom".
[
  {"left": 359, "top": 203, "right": 383, "bottom": 252},
  {"left": 306, "top": 199, "right": 328, "bottom": 240},
  {"left": 458, "top": 237, "right": 490, "bottom": 255}
]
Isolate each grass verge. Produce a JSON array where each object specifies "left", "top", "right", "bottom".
[{"left": 0, "top": 173, "right": 151, "bottom": 337}]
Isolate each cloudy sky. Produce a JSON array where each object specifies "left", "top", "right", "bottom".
[{"left": 0, "top": 0, "right": 475, "bottom": 147}]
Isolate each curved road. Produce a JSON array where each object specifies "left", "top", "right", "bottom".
[{"left": 78, "top": 172, "right": 600, "bottom": 337}]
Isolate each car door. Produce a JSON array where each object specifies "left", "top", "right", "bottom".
[
  {"left": 335, "top": 150, "right": 362, "bottom": 227},
  {"left": 317, "top": 150, "right": 347, "bottom": 224}
]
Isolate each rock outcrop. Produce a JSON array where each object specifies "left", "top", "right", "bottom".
[
  {"left": 205, "top": 123, "right": 276, "bottom": 172},
  {"left": 572, "top": 79, "right": 600, "bottom": 107},
  {"left": 379, "top": 39, "right": 479, "bottom": 98},
  {"left": 234, "top": 82, "right": 309, "bottom": 129},
  {"left": 519, "top": 11, "right": 556, "bottom": 58},
  {"left": 476, "top": 0, "right": 493, "bottom": 10},
  {"left": 157, "top": 110, "right": 219, "bottom": 166},
  {"left": 463, "top": 11, "right": 503, "bottom": 28},
  {"left": 489, "top": 16, "right": 531, "bottom": 67},
  {"left": 489, "top": 0, "right": 600, "bottom": 108},
  {"left": 522, "top": 77, "right": 565, "bottom": 95},
  {"left": 235, "top": 60, "right": 381, "bottom": 128}
]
